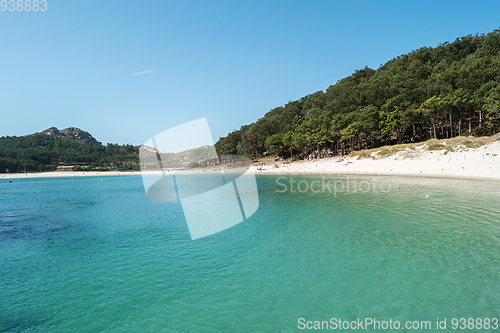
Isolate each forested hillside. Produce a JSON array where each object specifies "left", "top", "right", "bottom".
[
  {"left": 215, "top": 29, "right": 500, "bottom": 159},
  {"left": 0, "top": 134, "right": 139, "bottom": 173}
]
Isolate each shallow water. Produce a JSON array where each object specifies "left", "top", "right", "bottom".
[{"left": 1, "top": 175, "right": 499, "bottom": 332}]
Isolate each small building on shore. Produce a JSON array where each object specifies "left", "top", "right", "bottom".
[{"left": 57, "top": 165, "right": 75, "bottom": 171}]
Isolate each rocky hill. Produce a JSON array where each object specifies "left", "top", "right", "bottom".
[
  {"left": 2, "top": 129, "right": 138, "bottom": 173},
  {"left": 32, "top": 127, "right": 99, "bottom": 144}
]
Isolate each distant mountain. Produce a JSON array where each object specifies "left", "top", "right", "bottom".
[
  {"left": 29, "top": 127, "right": 98, "bottom": 144},
  {"left": 1, "top": 128, "right": 139, "bottom": 173}
]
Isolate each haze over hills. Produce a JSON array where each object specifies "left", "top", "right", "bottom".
[{"left": 2, "top": 127, "right": 228, "bottom": 173}]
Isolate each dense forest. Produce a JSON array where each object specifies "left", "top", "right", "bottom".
[
  {"left": 215, "top": 29, "right": 500, "bottom": 159},
  {"left": 0, "top": 134, "right": 139, "bottom": 173}
]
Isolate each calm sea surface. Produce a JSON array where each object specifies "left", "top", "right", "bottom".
[{"left": 1, "top": 175, "right": 500, "bottom": 332}]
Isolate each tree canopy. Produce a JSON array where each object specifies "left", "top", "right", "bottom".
[
  {"left": 0, "top": 134, "right": 139, "bottom": 173},
  {"left": 215, "top": 29, "right": 500, "bottom": 159}
]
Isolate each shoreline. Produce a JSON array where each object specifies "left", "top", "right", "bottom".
[
  {"left": 0, "top": 171, "right": 143, "bottom": 180},
  {"left": 246, "top": 140, "right": 500, "bottom": 183},
  {"left": 248, "top": 169, "right": 500, "bottom": 183},
  {"left": 2, "top": 141, "right": 500, "bottom": 183},
  {"left": 2, "top": 169, "right": 499, "bottom": 183}
]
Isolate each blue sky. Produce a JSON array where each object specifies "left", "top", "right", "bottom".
[{"left": 1, "top": 0, "right": 500, "bottom": 145}]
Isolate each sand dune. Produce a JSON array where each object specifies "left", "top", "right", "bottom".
[{"left": 248, "top": 140, "right": 500, "bottom": 182}]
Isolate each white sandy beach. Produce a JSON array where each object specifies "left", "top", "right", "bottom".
[
  {"left": 2, "top": 140, "right": 500, "bottom": 182},
  {"left": 247, "top": 140, "right": 500, "bottom": 182}
]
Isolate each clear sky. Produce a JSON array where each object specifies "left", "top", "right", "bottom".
[{"left": 1, "top": 0, "right": 500, "bottom": 145}]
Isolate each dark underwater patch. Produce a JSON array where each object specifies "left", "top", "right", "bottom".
[
  {"left": 0, "top": 316, "right": 46, "bottom": 332},
  {"left": 0, "top": 212, "right": 69, "bottom": 241}
]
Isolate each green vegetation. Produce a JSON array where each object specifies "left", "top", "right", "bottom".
[
  {"left": 0, "top": 134, "right": 139, "bottom": 173},
  {"left": 215, "top": 29, "right": 500, "bottom": 159}
]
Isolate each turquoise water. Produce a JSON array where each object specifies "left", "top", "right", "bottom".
[{"left": 1, "top": 175, "right": 500, "bottom": 332}]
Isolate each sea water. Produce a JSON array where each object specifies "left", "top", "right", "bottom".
[{"left": 1, "top": 175, "right": 500, "bottom": 332}]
